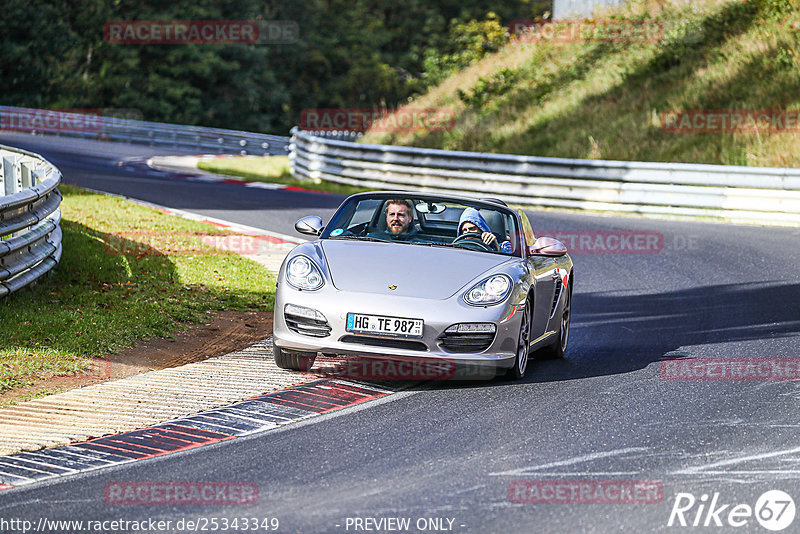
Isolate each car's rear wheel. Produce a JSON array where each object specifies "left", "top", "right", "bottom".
[
  {"left": 538, "top": 276, "right": 572, "bottom": 360},
  {"left": 273, "top": 342, "right": 316, "bottom": 371},
  {"left": 506, "top": 297, "right": 531, "bottom": 380}
]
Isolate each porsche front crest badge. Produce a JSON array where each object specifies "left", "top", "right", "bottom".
[{"left": 388, "top": 284, "right": 397, "bottom": 290}]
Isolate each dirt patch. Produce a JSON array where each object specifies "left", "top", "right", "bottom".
[{"left": 0, "top": 310, "right": 273, "bottom": 406}]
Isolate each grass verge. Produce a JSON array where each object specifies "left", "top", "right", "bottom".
[
  {"left": 197, "top": 155, "right": 368, "bottom": 196},
  {"left": 0, "top": 185, "right": 275, "bottom": 393}
]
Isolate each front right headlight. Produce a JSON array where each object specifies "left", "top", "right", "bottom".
[
  {"left": 464, "top": 274, "right": 512, "bottom": 306},
  {"left": 286, "top": 255, "right": 324, "bottom": 291}
]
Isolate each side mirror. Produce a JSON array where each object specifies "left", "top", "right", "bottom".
[
  {"left": 295, "top": 216, "right": 324, "bottom": 236},
  {"left": 530, "top": 236, "right": 567, "bottom": 257}
]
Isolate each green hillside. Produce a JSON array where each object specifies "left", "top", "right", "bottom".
[{"left": 364, "top": 0, "right": 800, "bottom": 168}]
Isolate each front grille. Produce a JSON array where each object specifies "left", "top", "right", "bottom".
[
  {"left": 285, "top": 314, "right": 332, "bottom": 338},
  {"left": 340, "top": 335, "right": 428, "bottom": 352},
  {"left": 438, "top": 332, "right": 495, "bottom": 353}
]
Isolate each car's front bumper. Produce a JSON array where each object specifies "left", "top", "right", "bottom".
[{"left": 273, "top": 281, "right": 525, "bottom": 377}]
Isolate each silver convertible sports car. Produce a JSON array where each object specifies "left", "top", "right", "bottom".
[{"left": 272, "top": 191, "right": 573, "bottom": 380}]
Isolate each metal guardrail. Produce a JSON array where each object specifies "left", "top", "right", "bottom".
[
  {"left": 0, "top": 145, "right": 62, "bottom": 298},
  {"left": 0, "top": 106, "right": 289, "bottom": 156},
  {"left": 289, "top": 128, "right": 800, "bottom": 225},
  {"left": 296, "top": 130, "right": 363, "bottom": 142}
]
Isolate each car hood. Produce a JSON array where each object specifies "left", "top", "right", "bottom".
[{"left": 321, "top": 239, "right": 511, "bottom": 299}]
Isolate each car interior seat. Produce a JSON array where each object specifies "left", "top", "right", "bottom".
[{"left": 480, "top": 209, "right": 506, "bottom": 243}]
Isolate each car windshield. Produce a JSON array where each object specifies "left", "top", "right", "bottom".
[{"left": 321, "top": 194, "right": 521, "bottom": 256}]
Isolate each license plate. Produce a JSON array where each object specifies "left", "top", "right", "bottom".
[{"left": 346, "top": 313, "right": 424, "bottom": 338}]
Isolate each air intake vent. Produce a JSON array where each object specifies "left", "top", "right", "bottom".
[
  {"left": 285, "top": 314, "right": 332, "bottom": 338},
  {"left": 438, "top": 332, "right": 495, "bottom": 353},
  {"left": 550, "top": 282, "right": 562, "bottom": 318}
]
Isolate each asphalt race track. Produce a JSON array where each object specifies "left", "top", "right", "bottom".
[
  {"left": 2, "top": 133, "right": 800, "bottom": 533},
  {"left": 0, "top": 132, "right": 342, "bottom": 236}
]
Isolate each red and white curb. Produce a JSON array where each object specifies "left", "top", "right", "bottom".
[{"left": 0, "top": 379, "right": 396, "bottom": 490}]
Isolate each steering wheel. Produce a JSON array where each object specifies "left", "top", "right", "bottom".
[{"left": 452, "top": 232, "right": 497, "bottom": 252}]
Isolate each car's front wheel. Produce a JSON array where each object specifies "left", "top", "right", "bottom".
[
  {"left": 273, "top": 342, "right": 316, "bottom": 371},
  {"left": 506, "top": 297, "right": 531, "bottom": 380}
]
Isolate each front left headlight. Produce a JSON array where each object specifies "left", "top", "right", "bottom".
[
  {"left": 464, "top": 274, "right": 512, "bottom": 306},
  {"left": 286, "top": 255, "right": 324, "bottom": 291}
]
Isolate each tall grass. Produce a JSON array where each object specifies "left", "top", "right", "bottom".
[{"left": 366, "top": 0, "right": 800, "bottom": 167}]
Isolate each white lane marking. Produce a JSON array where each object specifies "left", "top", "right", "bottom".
[
  {"left": 186, "top": 176, "right": 226, "bottom": 183},
  {"left": 681, "top": 470, "right": 800, "bottom": 475},
  {"left": 450, "top": 484, "right": 485, "bottom": 496},
  {"left": 244, "top": 182, "right": 288, "bottom": 189},
  {"left": 674, "top": 445, "right": 800, "bottom": 475},
  {"left": 489, "top": 447, "right": 649, "bottom": 476},
  {"left": 501, "top": 471, "right": 641, "bottom": 476}
]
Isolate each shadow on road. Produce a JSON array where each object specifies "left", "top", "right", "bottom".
[{"left": 414, "top": 281, "right": 800, "bottom": 391}]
